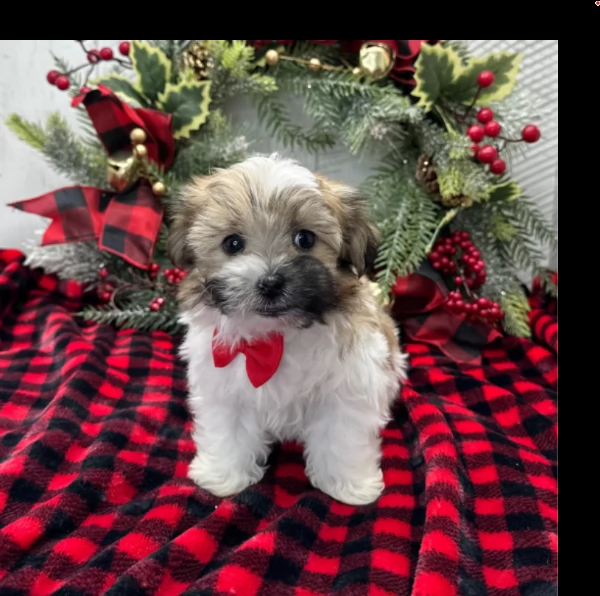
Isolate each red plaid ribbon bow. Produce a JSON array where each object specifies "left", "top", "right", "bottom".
[
  {"left": 391, "top": 263, "right": 501, "bottom": 364},
  {"left": 9, "top": 86, "right": 175, "bottom": 270}
]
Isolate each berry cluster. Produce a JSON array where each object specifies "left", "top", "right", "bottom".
[
  {"left": 462, "top": 70, "right": 541, "bottom": 176},
  {"left": 149, "top": 296, "right": 165, "bottom": 312},
  {"left": 96, "top": 282, "right": 115, "bottom": 303},
  {"left": 429, "top": 231, "right": 486, "bottom": 289},
  {"left": 446, "top": 292, "right": 504, "bottom": 324},
  {"left": 149, "top": 262, "right": 161, "bottom": 280},
  {"left": 164, "top": 267, "right": 187, "bottom": 284},
  {"left": 46, "top": 41, "right": 131, "bottom": 94},
  {"left": 428, "top": 231, "right": 504, "bottom": 325}
]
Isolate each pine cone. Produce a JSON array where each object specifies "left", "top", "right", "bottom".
[
  {"left": 415, "top": 154, "right": 472, "bottom": 208},
  {"left": 180, "top": 41, "right": 211, "bottom": 81},
  {"left": 415, "top": 154, "right": 440, "bottom": 195}
]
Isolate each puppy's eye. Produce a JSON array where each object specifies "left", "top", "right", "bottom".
[
  {"left": 222, "top": 234, "right": 245, "bottom": 255},
  {"left": 294, "top": 230, "right": 316, "bottom": 250}
]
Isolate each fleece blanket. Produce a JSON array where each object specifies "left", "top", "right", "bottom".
[{"left": 0, "top": 249, "right": 557, "bottom": 596}]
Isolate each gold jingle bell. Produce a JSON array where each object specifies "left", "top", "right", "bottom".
[
  {"left": 359, "top": 42, "right": 395, "bottom": 80},
  {"left": 106, "top": 150, "right": 141, "bottom": 192},
  {"left": 152, "top": 181, "right": 166, "bottom": 197},
  {"left": 130, "top": 127, "right": 147, "bottom": 145}
]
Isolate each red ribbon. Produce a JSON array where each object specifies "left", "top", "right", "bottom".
[
  {"left": 391, "top": 266, "right": 501, "bottom": 364},
  {"left": 10, "top": 87, "right": 175, "bottom": 270},
  {"left": 212, "top": 331, "right": 284, "bottom": 388}
]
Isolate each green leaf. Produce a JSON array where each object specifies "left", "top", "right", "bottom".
[
  {"left": 489, "top": 180, "right": 522, "bottom": 202},
  {"left": 158, "top": 79, "right": 212, "bottom": 139},
  {"left": 130, "top": 40, "right": 171, "bottom": 104},
  {"left": 91, "top": 74, "right": 149, "bottom": 107},
  {"left": 5, "top": 114, "right": 47, "bottom": 150},
  {"left": 411, "top": 43, "right": 464, "bottom": 112},
  {"left": 446, "top": 52, "right": 523, "bottom": 105},
  {"left": 425, "top": 208, "right": 459, "bottom": 254}
]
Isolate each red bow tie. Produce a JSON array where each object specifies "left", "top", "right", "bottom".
[{"left": 212, "top": 331, "right": 284, "bottom": 388}]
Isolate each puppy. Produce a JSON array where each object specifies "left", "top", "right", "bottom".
[{"left": 168, "top": 154, "right": 408, "bottom": 505}]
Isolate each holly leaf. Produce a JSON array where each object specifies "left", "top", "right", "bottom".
[
  {"left": 90, "top": 74, "right": 149, "bottom": 107},
  {"left": 446, "top": 52, "right": 523, "bottom": 105},
  {"left": 488, "top": 180, "right": 522, "bottom": 202},
  {"left": 158, "top": 80, "right": 212, "bottom": 139},
  {"left": 130, "top": 40, "right": 171, "bottom": 104},
  {"left": 412, "top": 44, "right": 464, "bottom": 112}
]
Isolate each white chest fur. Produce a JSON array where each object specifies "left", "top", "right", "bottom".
[{"left": 180, "top": 307, "right": 406, "bottom": 505}]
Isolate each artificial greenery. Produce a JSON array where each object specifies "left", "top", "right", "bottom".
[{"left": 7, "top": 40, "right": 557, "bottom": 338}]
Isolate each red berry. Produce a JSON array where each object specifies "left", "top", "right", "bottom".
[
  {"left": 429, "top": 251, "right": 439, "bottom": 262},
  {"left": 87, "top": 50, "right": 101, "bottom": 63},
  {"left": 164, "top": 269, "right": 171, "bottom": 276},
  {"left": 150, "top": 302, "right": 160, "bottom": 312},
  {"left": 461, "top": 232, "right": 470, "bottom": 240},
  {"left": 477, "top": 71, "right": 495, "bottom": 88},
  {"left": 464, "top": 303, "right": 473, "bottom": 313},
  {"left": 490, "top": 158, "right": 507, "bottom": 175},
  {"left": 489, "top": 307, "right": 500, "bottom": 318},
  {"left": 477, "top": 144, "right": 497, "bottom": 164},
  {"left": 455, "top": 300, "right": 465, "bottom": 311},
  {"left": 470, "top": 250, "right": 481, "bottom": 259},
  {"left": 477, "top": 297, "right": 488, "bottom": 308},
  {"left": 480, "top": 309, "right": 488, "bottom": 318},
  {"left": 440, "top": 256, "right": 449, "bottom": 266},
  {"left": 477, "top": 108, "right": 494, "bottom": 124},
  {"left": 150, "top": 262, "right": 160, "bottom": 272},
  {"left": 447, "top": 300, "right": 456, "bottom": 309},
  {"left": 432, "top": 262, "right": 441, "bottom": 270},
  {"left": 484, "top": 121, "right": 501, "bottom": 138},
  {"left": 460, "top": 240, "right": 472, "bottom": 250},
  {"left": 98, "top": 267, "right": 108, "bottom": 279},
  {"left": 454, "top": 276, "right": 463, "bottom": 285},
  {"left": 47, "top": 70, "right": 60, "bottom": 85},
  {"left": 470, "top": 143, "right": 480, "bottom": 158},
  {"left": 156, "top": 296, "right": 165, "bottom": 306},
  {"left": 55, "top": 76, "right": 70, "bottom": 91},
  {"left": 79, "top": 86, "right": 91, "bottom": 96},
  {"left": 522, "top": 124, "right": 541, "bottom": 143},
  {"left": 447, "top": 246, "right": 456, "bottom": 256},
  {"left": 119, "top": 41, "right": 131, "bottom": 56},
  {"left": 467, "top": 125, "right": 485, "bottom": 143},
  {"left": 99, "top": 47, "right": 113, "bottom": 60}
]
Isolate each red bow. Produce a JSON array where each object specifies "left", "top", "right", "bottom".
[
  {"left": 9, "top": 86, "right": 174, "bottom": 270},
  {"left": 212, "top": 331, "right": 284, "bottom": 388},
  {"left": 391, "top": 264, "right": 501, "bottom": 364}
]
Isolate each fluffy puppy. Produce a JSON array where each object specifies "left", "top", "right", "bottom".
[{"left": 168, "top": 154, "right": 407, "bottom": 505}]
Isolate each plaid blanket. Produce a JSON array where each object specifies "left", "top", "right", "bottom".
[{"left": 0, "top": 250, "right": 557, "bottom": 596}]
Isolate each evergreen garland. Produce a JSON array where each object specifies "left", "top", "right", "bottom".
[{"left": 6, "top": 40, "right": 557, "bottom": 338}]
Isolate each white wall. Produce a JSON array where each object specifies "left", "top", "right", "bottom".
[{"left": 0, "top": 40, "right": 557, "bottom": 268}]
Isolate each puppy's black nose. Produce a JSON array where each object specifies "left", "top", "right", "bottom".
[{"left": 257, "top": 274, "right": 285, "bottom": 298}]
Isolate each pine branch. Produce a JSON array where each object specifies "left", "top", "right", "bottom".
[
  {"left": 500, "top": 290, "right": 531, "bottom": 338},
  {"left": 503, "top": 197, "right": 558, "bottom": 253},
  {"left": 5, "top": 114, "right": 47, "bottom": 150},
  {"left": 255, "top": 92, "right": 337, "bottom": 152},
  {"left": 42, "top": 113, "right": 108, "bottom": 187},
  {"left": 373, "top": 168, "right": 441, "bottom": 296},
  {"left": 79, "top": 305, "right": 184, "bottom": 334}
]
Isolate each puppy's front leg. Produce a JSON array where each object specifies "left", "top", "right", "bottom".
[
  {"left": 303, "top": 399, "right": 385, "bottom": 506},
  {"left": 188, "top": 395, "right": 268, "bottom": 497}
]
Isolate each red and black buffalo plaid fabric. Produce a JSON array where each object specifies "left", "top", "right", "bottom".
[
  {"left": 9, "top": 182, "right": 163, "bottom": 271},
  {"left": 0, "top": 250, "right": 557, "bottom": 596}
]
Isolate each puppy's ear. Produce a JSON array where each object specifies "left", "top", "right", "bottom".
[
  {"left": 320, "top": 177, "right": 380, "bottom": 277},
  {"left": 166, "top": 177, "right": 207, "bottom": 268}
]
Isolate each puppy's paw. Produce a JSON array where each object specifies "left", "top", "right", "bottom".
[
  {"left": 310, "top": 468, "right": 384, "bottom": 506},
  {"left": 188, "top": 454, "right": 264, "bottom": 497}
]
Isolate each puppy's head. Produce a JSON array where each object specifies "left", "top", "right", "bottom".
[{"left": 168, "top": 154, "right": 379, "bottom": 327}]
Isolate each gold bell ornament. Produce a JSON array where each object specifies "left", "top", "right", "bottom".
[
  {"left": 106, "top": 128, "right": 148, "bottom": 192},
  {"left": 359, "top": 42, "right": 395, "bottom": 80},
  {"left": 106, "top": 150, "right": 141, "bottom": 192}
]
